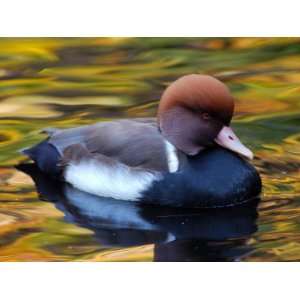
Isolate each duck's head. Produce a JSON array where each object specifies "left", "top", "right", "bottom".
[{"left": 158, "top": 74, "right": 253, "bottom": 159}]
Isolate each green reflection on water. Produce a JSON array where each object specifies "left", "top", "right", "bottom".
[{"left": 0, "top": 37, "right": 300, "bottom": 261}]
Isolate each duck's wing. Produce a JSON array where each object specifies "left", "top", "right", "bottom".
[
  {"left": 48, "top": 118, "right": 170, "bottom": 172},
  {"left": 58, "top": 143, "right": 162, "bottom": 201}
]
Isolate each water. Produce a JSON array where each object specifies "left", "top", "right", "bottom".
[{"left": 0, "top": 37, "right": 299, "bottom": 261}]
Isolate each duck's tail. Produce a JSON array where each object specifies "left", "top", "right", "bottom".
[{"left": 21, "top": 140, "right": 62, "bottom": 176}]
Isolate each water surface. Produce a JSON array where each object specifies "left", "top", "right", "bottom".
[{"left": 0, "top": 38, "right": 300, "bottom": 261}]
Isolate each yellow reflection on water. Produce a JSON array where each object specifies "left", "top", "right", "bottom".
[{"left": 0, "top": 37, "right": 300, "bottom": 261}]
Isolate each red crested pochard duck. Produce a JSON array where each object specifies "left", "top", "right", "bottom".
[{"left": 22, "top": 74, "right": 261, "bottom": 208}]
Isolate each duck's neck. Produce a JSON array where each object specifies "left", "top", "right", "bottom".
[{"left": 159, "top": 106, "right": 205, "bottom": 156}]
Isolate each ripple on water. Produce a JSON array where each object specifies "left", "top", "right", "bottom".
[{"left": 0, "top": 37, "right": 300, "bottom": 261}]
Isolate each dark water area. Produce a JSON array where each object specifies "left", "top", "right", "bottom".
[{"left": 0, "top": 38, "right": 300, "bottom": 261}]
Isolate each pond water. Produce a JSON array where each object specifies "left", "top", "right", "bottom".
[{"left": 0, "top": 37, "right": 300, "bottom": 261}]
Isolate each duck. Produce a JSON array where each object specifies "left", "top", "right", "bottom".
[
  {"left": 17, "top": 163, "right": 259, "bottom": 261},
  {"left": 22, "top": 74, "right": 261, "bottom": 208}
]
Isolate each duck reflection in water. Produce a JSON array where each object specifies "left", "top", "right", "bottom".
[{"left": 18, "top": 163, "right": 259, "bottom": 262}]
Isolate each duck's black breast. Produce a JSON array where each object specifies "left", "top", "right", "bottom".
[{"left": 141, "top": 147, "right": 262, "bottom": 208}]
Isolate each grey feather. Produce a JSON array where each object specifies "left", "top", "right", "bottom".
[{"left": 48, "top": 118, "right": 170, "bottom": 172}]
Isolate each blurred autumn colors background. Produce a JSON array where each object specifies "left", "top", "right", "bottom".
[{"left": 0, "top": 37, "right": 300, "bottom": 261}]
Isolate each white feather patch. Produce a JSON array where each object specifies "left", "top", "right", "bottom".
[
  {"left": 165, "top": 140, "right": 179, "bottom": 173},
  {"left": 64, "top": 160, "right": 160, "bottom": 201}
]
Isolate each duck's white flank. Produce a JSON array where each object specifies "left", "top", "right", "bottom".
[
  {"left": 64, "top": 159, "right": 161, "bottom": 201},
  {"left": 165, "top": 140, "right": 179, "bottom": 173}
]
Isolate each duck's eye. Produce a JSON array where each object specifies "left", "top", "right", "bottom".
[{"left": 201, "top": 112, "right": 211, "bottom": 120}]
